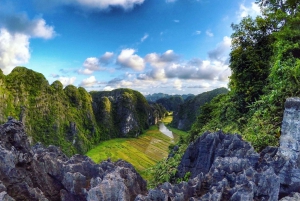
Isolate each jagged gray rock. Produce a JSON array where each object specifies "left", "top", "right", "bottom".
[
  {"left": 0, "top": 118, "right": 147, "bottom": 201},
  {"left": 280, "top": 192, "right": 300, "bottom": 201},
  {"left": 176, "top": 131, "right": 259, "bottom": 179},
  {"left": 136, "top": 97, "right": 300, "bottom": 201}
]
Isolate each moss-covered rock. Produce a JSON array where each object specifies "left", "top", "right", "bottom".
[{"left": 91, "top": 88, "right": 162, "bottom": 138}]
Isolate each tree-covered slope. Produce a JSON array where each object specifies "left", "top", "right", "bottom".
[
  {"left": 172, "top": 87, "right": 228, "bottom": 131},
  {"left": 0, "top": 67, "right": 100, "bottom": 155},
  {"left": 91, "top": 88, "right": 166, "bottom": 139},
  {"left": 190, "top": 0, "right": 300, "bottom": 150},
  {"left": 0, "top": 68, "right": 165, "bottom": 155}
]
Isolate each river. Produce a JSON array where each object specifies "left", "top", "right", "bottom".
[{"left": 159, "top": 122, "right": 174, "bottom": 139}]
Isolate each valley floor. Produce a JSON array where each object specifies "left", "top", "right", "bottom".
[{"left": 86, "top": 117, "right": 187, "bottom": 180}]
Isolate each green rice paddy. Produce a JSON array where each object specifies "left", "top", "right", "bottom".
[
  {"left": 86, "top": 124, "right": 174, "bottom": 180},
  {"left": 86, "top": 115, "right": 189, "bottom": 180}
]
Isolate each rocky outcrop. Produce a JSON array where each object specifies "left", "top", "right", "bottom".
[
  {"left": 0, "top": 118, "right": 147, "bottom": 201},
  {"left": 137, "top": 97, "right": 300, "bottom": 201}
]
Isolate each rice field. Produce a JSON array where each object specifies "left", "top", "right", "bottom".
[{"left": 86, "top": 125, "right": 174, "bottom": 180}]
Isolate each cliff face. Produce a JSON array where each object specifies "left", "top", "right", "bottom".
[
  {"left": 172, "top": 87, "right": 228, "bottom": 131},
  {"left": 0, "top": 67, "right": 162, "bottom": 155},
  {"left": 91, "top": 88, "right": 164, "bottom": 138}
]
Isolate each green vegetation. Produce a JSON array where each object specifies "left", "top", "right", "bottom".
[
  {"left": 145, "top": 93, "right": 195, "bottom": 102},
  {"left": 91, "top": 88, "right": 164, "bottom": 139},
  {"left": 148, "top": 115, "right": 189, "bottom": 187},
  {"left": 0, "top": 67, "right": 100, "bottom": 155},
  {"left": 148, "top": 1, "right": 300, "bottom": 184},
  {"left": 171, "top": 88, "right": 229, "bottom": 131},
  {"left": 190, "top": 1, "right": 300, "bottom": 151},
  {"left": 0, "top": 70, "right": 164, "bottom": 156},
  {"left": 156, "top": 96, "right": 184, "bottom": 111},
  {"left": 86, "top": 125, "right": 174, "bottom": 180}
]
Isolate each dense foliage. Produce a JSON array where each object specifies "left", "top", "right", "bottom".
[
  {"left": 1, "top": 67, "right": 99, "bottom": 155},
  {"left": 172, "top": 88, "right": 228, "bottom": 131},
  {"left": 155, "top": 96, "right": 184, "bottom": 111},
  {"left": 0, "top": 71, "right": 165, "bottom": 155},
  {"left": 91, "top": 88, "right": 167, "bottom": 139},
  {"left": 191, "top": 0, "right": 300, "bottom": 151}
]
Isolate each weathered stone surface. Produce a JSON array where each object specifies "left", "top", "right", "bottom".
[
  {"left": 176, "top": 130, "right": 259, "bottom": 179},
  {"left": 136, "top": 98, "right": 300, "bottom": 200},
  {"left": 280, "top": 192, "right": 300, "bottom": 201},
  {"left": 280, "top": 97, "right": 300, "bottom": 161},
  {"left": 0, "top": 118, "right": 147, "bottom": 201}
]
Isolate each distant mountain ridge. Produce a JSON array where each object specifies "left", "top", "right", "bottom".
[
  {"left": 0, "top": 67, "right": 165, "bottom": 155},
  {"left": 145, "top": 93, "right": 195, "bottom": 102}
]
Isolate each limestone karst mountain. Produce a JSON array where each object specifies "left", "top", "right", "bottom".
[{"left": 0, "top": 67, "right": 165, "bottom": 155}]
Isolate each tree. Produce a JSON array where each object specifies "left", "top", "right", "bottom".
[{"left": 229, "top": 15, "right": 274, "bottom": 113}]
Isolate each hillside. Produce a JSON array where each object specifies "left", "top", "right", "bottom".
[
  {"left": 91, "top": 88, "right": 166, "bottom": 139},
  {"left": 0, "top": 68, "right": 165, "bottom": 155},
  {"left": 171, "top": 88, "right": 228, "bottom": 131},
  {"left": 0, "top": 67, "right": 99, "bottom": 155},
  {"left": 189, "top": 0, "right": 300, "bottom": 150}
]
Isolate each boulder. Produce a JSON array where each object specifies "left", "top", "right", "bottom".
[{"left": 0, "top": 118, "right": 147, "bottom": 201}]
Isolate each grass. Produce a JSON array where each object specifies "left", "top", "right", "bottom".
[
  {"left": 86, "top": 125, "right": 174, "bottom": 180},
  {"left": 86, "top": 115, "right": 189, "bottom": 181}
]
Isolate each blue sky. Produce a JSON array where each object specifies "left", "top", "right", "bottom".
[{"left": 0, "top": 0, "right": 260, "bottom": 95}]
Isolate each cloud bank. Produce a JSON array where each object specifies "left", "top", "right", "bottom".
[
  {"left": 117, "top": 49, "right": 145, "bottom": 71},
  {"left": 0, "top": 11, "right": 55, "bottom": 74},
  {"left": 34, "top": 0, "right": 145, "bottom": 11}
]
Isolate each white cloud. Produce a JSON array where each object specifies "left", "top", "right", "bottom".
[
  {"left": 206, "top": 30, "right": 214, "bottom": 37},
  {"left": 99, "top": 52, "right": 114, "bottom": 63},
  {"left": 218, "top": 67, "right": 231, "bottom": 81},
  {"left": 80, "top": 75, "right": 98, "bottom": 87},
  {"left": 117, "top": 49, "right": 145, "bottom": 71},
  {"left": 166, "top": 0, "right": 176, "bottom": 3},
  {"left": 30, "top": 18, "right": 55, "bottom": 39},
  {"left": 58, "top": 76, "right": 77, "bottom": 86},
  {"left": 174, "top": 79, "right": 182, "bottom": 90},
  {"left": 79, "top": 54, "right": 110, "bottom": 75},
  {"left": 193, "top": 30, "right": 201, "bottom": 35},
  {"left": 1, "top": 14, "right": 55, "bottom": 39},
  {"left": 103, "top": 86, "right": 115, "bottom": 91},
  {"left": 36, "top": 0, "right": 145, "bottom": 11},
  {"left": 208, "top": 36, "right": 231, "bottom": 62},
  {"left": 78, "top": 68, "right": 94, "bottom": 75},
  {"left": 239, "top": 2, "right": 261, "bottom": 18},
  {"left": 0, "top": 28, "right": 30, "bottom": 74},
  {"left": 145, "top": 50, "right": 179, "bottom": 68},
  {"left": 141, "top": 33, "right": 149, "bottom": 42},
  {"left": 0, "top": 13, "right": 55, "bottom": 74},
  {"left": 83, "top": 57, "right": 101, "bottom": 71},
  {"left": 173, "top": 20, "right": 180, "bottom": 23}
]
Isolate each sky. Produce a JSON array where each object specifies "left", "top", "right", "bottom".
[{"left": 0, "top": 0, "right": 260, "bottom": 95}]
